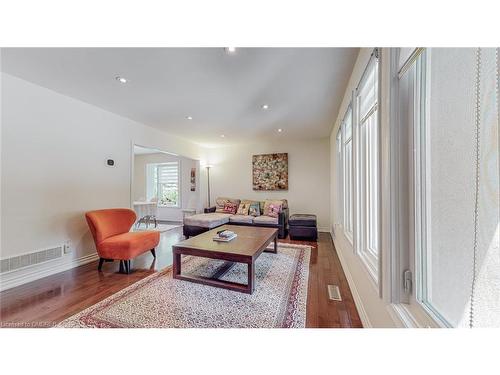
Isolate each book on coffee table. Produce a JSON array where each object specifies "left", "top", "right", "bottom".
[{"left": 213, "top": 230, "right": 237, "bottom": 242}]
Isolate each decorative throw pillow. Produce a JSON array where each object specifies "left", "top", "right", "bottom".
[
  {"left": 237, "top": 201, "right": 251, "bottom": 215},
  {"left": 267, "top": 203, "right": 282, "bottom": 218},
  {"left": 263, "top": 200, "right": 284, "bottom": 216},
  {"left": 280, "top": 199, "right": 288, "bottom": 209},
  {"left": 215, "top": 198, "right": 230, "bottom": 213},
  {"left": 215, "top": 197, "right": 240, "bottom": 213},
  {"left": 248, "top": 202, "right": 261, "bottom": 217},
  {"left": 223, "top": 202, "right": 238, "bottom": 214}
]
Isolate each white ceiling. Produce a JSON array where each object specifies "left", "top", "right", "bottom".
[{"left": 1, "top": 48, "right": 358, "bottom": 146}]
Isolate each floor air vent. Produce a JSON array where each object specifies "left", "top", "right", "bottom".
[
  {"left": 327, "top": 285, "right": 342, "bottom": 301},
  {"left": 0, "top": 246, "right": 64, "bottom": 274}
]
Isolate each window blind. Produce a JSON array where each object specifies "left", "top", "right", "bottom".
[
  {"left": 398, "top": 48, "right": 424, "bottom": 77},
  {"left": 419, "top": 48, "right": 499, "bottom": 327},
  {"left": 158, "top": 162, "right": 179, "bottom": 188},
  {"left": 157, "top": 161, "right": 180, "bottom": 206},
  {"left": 357, "top": 54, "right": 378, "bottom": 121}
]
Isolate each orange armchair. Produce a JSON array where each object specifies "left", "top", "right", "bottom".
[{"left": 85, "top": 208, "right": 160, "bottom": 274}]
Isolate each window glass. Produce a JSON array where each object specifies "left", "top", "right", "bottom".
[
  {"left": 417, "top": 48, "right": 499, "bottom": 327},
  {"left": 356, "top": 53, "right": 380, "bottom": 280}
]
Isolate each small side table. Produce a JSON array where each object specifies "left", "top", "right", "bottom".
[{"left": 182, "top": 209, "right": 197, "bottom": 220}]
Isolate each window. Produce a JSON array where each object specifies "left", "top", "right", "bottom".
[
  {"left": 391, "top": 48, "right": 500, "bottom": 327},
  {"left": 342, "top": 106, "right": 353, "bottom": 241},
  {"left": 356, "top": 51, "right": 380, "bottom": 281},
  {"left": 413, "top": 48, "right": 500, "bottom": 327},
  {"left": 148, "top": 161, "right": 180, "bottom": 207},
  {"left": 335, "top": 129, "right": 343, "bottom": 228}
]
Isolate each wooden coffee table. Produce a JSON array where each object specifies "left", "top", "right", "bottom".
[{"left": 172, "top": 225, "right": 278, "bottom": 294}]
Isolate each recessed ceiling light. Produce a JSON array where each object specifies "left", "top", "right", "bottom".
[
  {"left": 187, "top": 116, "right": 193, "bottom": 120},
  {"left": 262, "top": 104, "right": 269, "bottom": 110},
  {"left": 116, "top": 76, "right": 127, "bottom": 83},
  {"left": 220, "top": 134, "right": 225, "bottom": 138},
  {"left": 225, "top": 47, "right": 236, "bottom": 54},
  {"left": 278, "top": 128, "right": 283, "bottom": 132}
]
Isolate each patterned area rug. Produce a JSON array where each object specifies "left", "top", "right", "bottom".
[{"left": 58, "top": 243, "right": 311, "bottom": 328}]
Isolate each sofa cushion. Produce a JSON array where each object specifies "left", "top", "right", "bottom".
[
  {"left": 215, "top": 197, "right": 241, "bottom": 213},
  {"left": 252, "top": 215, "right": 279, "bottom": 225},
  {"left": 282, "top": 199, "right": 289, "bottom": 209},
  {"left": 263, "top": 200, "right": 285, "bottom": 216},
  {"left": 236, "top": 201, "right": 251, "bottom": 215},
  {"left": 223, "top": 202, "right": 238, "bottom": 214},
  {"left": 229, "top": 214, "right": 254, "bottom": 224},
  {"left": 184, "top": 213, "right": 231, "bottom": 228},
  {"left": 248, "top": 201, "right": 261, "bottom": 217},
  {"left": 289, "top": 214, "right": 317, "bottom": 227},
  {"left": 267, "top": 203, "right": 282, "bottom": 218},
  {"left": 98, "top": 231, "right": 160, "bottom": 260},
  {"left": 260, "top": 199, "right": 288, "bottom": 212}
]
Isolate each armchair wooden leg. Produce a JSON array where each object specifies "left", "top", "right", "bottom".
[
  {"left": 98, "top": 258, "right": 105, "bottom": 271},
  {"left": 151, "top": 248, "right": 156, "bottom": 258},
  {"left": 119, "top": 260, "right": 132, "bottom": 274}
]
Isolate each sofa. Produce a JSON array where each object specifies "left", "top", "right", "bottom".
[{"left": 183, "top": 197, "right": 289, "bottom": 239}]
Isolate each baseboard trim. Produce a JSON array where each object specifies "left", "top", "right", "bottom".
[
  {"left": 330, "top": 230, "right": 372, "bottom": 328},
  {"left": 157, "top": 220, "right": 183, "bottom": 224},
  {"left": 318, "top": 226, "right": 330, "bottom": 233},
  {"left": 0, "top": 252, "right": 99, "bottom": 292}
]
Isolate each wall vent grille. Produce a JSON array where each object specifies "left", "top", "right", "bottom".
[{"left": 0, "top": 246, "right": 64, "bottom": 274}]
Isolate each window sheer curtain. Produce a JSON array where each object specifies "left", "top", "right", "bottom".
[{"left": 420, "top": 48, "right": 499, "bottom": 327}]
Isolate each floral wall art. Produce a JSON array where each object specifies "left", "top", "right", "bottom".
[{"left": 252, "top": 153, "right": 288, "bottom": 191}]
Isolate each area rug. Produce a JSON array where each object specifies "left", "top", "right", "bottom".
[{"left": 57, "top": 243, "right": 311, "bottom": 328}]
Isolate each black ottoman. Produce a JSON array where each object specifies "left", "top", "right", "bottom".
[{"left": 289, "top": 214, "right": 318, "bottom": 241}]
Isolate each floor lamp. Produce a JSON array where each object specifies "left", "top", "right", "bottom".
[{"left": 205, "top": 165, "right": 212, "bottom": 207}]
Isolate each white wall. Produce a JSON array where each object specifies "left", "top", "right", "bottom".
[
  {"left": 205, "top": 139, "right": 331, "bottom": 231},
  {"left": 329, "top": 49, "right": 398, "bottom": 327},
  {"left": 133, "top": 152, "right": 200, "bottom": 222},
  {"left": 0, "top": 73, "right": 205, "bottom": 265}
]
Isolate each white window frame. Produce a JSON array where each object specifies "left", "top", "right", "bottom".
[
  {"left": 342, "top": 106, "right": 354, "bottom": 243},
  {"left": 387, "top": 48, "right": 448, "bottom": 328},
  {"left": 355, "top": 50, "right": 381, "bottom": 285},
  {"left": 412, "top": 49, "right": 454, "bottom": 327},
  {"left": 150, "top": 161, "right": 181, "bottom": 208},
  {"left": 335, "top": 128, "right": 343, "bottom": 230}
]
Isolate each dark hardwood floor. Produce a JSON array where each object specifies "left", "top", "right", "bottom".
[{"left": 0, "top": 228, "right": 362, "bottom": 328}]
